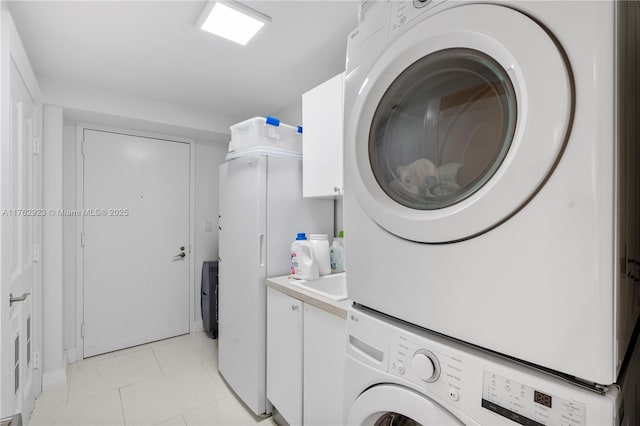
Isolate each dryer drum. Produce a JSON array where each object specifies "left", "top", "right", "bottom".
[
  {"left": 369, "top": 48, "right": 517, "bottom": 211},
  {"left": 373, "top": 412, "right": 419, "bottom": 426}
]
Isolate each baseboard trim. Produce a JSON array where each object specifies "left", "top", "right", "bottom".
[
  {"left": 191, "top": 320, "right": 204, "bottom": 334},
  {"left": 42, "top": 352, "right": 68, "bottom": 391},
  {"left": 66, "top": 347, "right": 78, "bottom": 364}
]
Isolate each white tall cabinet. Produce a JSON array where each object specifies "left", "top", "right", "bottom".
[
  {"left": 302, "top": 73, "right": 344, "bottom": 198},
  {"left": 218, "top": 154, "right": 333, "bottom": 417}
]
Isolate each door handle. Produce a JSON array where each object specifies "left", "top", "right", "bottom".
[
  {"left": 9, "top": 293, "right": 30, "bottom": 307},
  {"left": 174, "top": 252, "right": 186, "bottom": 259},
  {"left": 1, "top": 413, "right": 22, "bottom": 426}
]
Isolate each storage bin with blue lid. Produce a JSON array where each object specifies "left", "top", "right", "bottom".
[{"left": 228, "top": 116, "right": 302, "bottom": 157}]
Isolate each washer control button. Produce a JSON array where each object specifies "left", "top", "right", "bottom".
[
  {"left": 448, "top": 389, "right": 460, "bottom": 401},
  {"left": 397, "top": 362, "right": 405, "bottom": 375}
]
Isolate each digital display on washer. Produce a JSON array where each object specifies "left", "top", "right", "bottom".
[
  {"left": 482, "top": 371, "right": 586, "bottom": 426},
  {"left": 534, "top": 390, "right": 552, "bottom": 408}
]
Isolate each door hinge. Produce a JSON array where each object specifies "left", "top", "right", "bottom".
[
  {"left": 33, "top": 351, "right": 39, "bottom": 369},
  {"left": 32, "top": 244, "right": 40, "bottom": 262},
  {"left": 32, "top": 137, "right": 40, "bottom": 155},
  {"left": 81, "top": 232, "right": 85, "bottom": 247},
  {"left": 81, "top": 141, "right": 85, "bottom": 156},
  {"left": 81, "top": 322, "right": 85, "bottom": 338}
]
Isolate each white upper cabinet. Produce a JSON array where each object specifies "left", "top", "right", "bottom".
[{"left": 302, "top": 72, "right": 344, "bottom": 198}]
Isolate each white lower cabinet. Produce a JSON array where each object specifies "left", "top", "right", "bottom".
[
  {"left": 266, "top": 287, "right": 346, "bottom": 425},
  {"left": 303, "top": 303, "right": 345, "bottom": 426},
  {"left": 267, "top": 287, "right": 303, "bottom": 425}
]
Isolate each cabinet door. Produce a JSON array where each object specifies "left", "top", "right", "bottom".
[
  {"left": 266, "top": 287, "right": 303, "bottom": 425},
  {"left": 303, "top": 304, "right": 346, "bottom": 426},
  {"left": 302, "top": 72, "right": 344, "bottom": 198}
]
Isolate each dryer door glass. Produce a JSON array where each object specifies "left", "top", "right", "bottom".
[
  {"left": 369, "top": 48, "right": 517, "bottom": 210},
  {"left": 374, "top": 412, "right": 419, "bottom": 426}
]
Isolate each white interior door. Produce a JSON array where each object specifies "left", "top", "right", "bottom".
[
  {"left": 82, "top": 129, "right": 190, "bottom": 357},
  {"left": 1, "top": 60, "right": 41, "bottom": 424}
]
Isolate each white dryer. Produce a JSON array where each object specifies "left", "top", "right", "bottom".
[
  {"left": 343, "top": 0, "right": 640, "bottom": 385},
  {"left": 344, "top": 306, "right": 640, "bottom": 426}
]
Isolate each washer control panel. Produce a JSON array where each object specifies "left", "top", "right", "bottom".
[
  {"left": 482, "top": 371, "right": 587, "bottom": 426},
  {"left": 389, "top": 329, "right": 464, "bottom": 403},
  {"left": 390, "top": 0, "right": 445, "bottom": 35}
]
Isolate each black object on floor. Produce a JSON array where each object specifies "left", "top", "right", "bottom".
[{"left": 201, "top": 260, "right": 219, "bottom": 339}]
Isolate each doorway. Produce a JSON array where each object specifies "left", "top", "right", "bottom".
[{"left": 80, "top": 128, "right": 191, "bottom": 358}]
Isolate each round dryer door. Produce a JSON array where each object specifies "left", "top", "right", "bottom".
[
  {"left": 347, "top": 385, "right": 463, "bottom": 425},
  {"left": 345, "top": 3, "right": 572, "bottom": 243}
]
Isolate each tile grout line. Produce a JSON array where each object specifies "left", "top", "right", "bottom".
[
  {"left": 150, "top": 345, "right": 166, "bottom": 376},
  {"left": 118, "top": 387, "right": 127, "bottom": 426},
  {"left": 65, "top": 361, "right": 73, "bottom": 406},
  {"left": 200, "top": 359, "right": 232, "bottom": 400},
  {"left": 67, "top": 349, "right": 167, "bottom": 405},
  {"left": 120, "top": 364, "right": 225, "bottom": 426},
  {"left": 65, "top": 371, "right": 71, "bottom": 405},
  {"left": 179, "top": 397, "right": 230, "bottom": 425},
  {"left": 68, "top": 335, "right": 217, "bottom": 424}
]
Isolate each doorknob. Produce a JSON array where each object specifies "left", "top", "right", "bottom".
[
  {"left": 174, "top": 252, "right": 186, "bottom": 258},
  {"left": 9, "top": 293, "right": 30, "bottom": 307},
  {"left": 1, "top": 413, "right": 22, "bottom": 426}
]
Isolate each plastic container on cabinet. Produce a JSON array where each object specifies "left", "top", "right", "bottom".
[
  {"left": 228, "top": 116, "right": 302, "bottom": 155},
  {"left": 309, "top": 234, "right": 331, "bottom": 276}
]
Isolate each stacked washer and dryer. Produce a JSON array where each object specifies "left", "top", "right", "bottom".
[{"left": 342, "top": 1, "right": 640, "bottom": 425}]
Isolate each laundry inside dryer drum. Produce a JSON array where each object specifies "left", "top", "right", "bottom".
[
  {"left": 369, "top": 48, "right": 517, "bottom": 210},
  {"left": 374, "top": 412, "right": 420, "bottom": 426}
]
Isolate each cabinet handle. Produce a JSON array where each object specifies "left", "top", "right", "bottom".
[
  {"left": 333, "top": 186, "right": 340, "bottom": 192},
  {"left": 291, "top": 305, "right": 299, "bottom": 311},
  {"left": 258, "top": 233, "right": 265, "bottom": 267}
]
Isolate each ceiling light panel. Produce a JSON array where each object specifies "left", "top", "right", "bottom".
[{"left": 199, "top": 1, "right": 271, "bottom": 46}]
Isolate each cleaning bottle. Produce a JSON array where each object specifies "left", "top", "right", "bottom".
[
  {"left": 310, "top": 234, "right": 331, "bottom": 276},
  {"left": 330, "top": 230, "right": 345, "bottom": 273},
  {"left": 291, "top": 233, "right": 319, "bottom": 280}
]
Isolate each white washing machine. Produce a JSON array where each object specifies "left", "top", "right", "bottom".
[
  {"left": 344, "top": 305, "right": 640, "bottom": 426},
  {"left": 343, "top": 0, "right": 640, "bottom": 386}
]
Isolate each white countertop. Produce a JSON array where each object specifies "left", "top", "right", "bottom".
[{"left": 265, "top": 275, "right": 352, "bottom": 320}]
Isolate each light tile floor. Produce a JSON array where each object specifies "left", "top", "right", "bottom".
[{"left": 29, "top": 332, "right": 278, "bottom": 426}]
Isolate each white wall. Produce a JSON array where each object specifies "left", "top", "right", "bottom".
[
  {"left": 62, "top": 122, "right": 76, "bottom": 352},
  {"left": 335, "top": 198, "right": 344, "bottom": 237},
  {"left": 193, "top": 141, "right": 229, "bottom": 328},
  {"left": 276, "top": 98, "right": 344, "bottom": 237},
  {"left": 42, "top": 77, "right": 239, "bottom": 141},
  {"left": 42, "top": 105, "right": 66, "bottom": 388},
  {"left": 275, "top": 98, "right": 302, "bottom": 127},
  {"left": 48, "top": 70, "right": 339, "bottom": 367},
  {"left": 60, "top": 112, "right": 230, "bottom": 358}
]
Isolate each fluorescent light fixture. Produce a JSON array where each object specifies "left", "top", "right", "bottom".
[{"left": 198, "top": 1, "right": 271, "bottom": 46}]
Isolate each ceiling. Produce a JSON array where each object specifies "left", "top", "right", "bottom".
[{"left": 8, "top": 0, "right": 359, "bottom": 121}]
